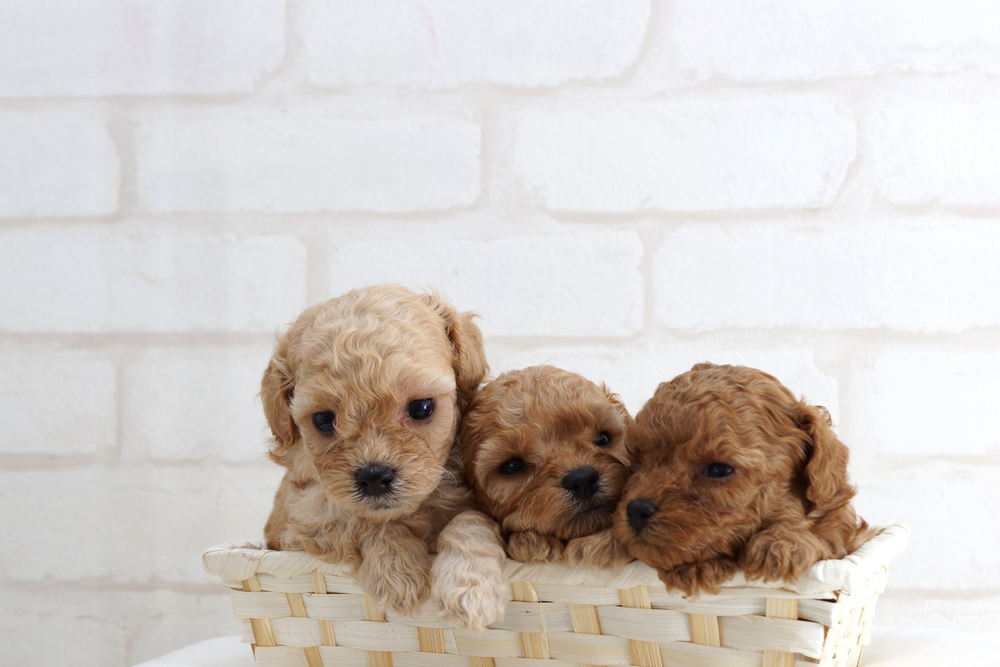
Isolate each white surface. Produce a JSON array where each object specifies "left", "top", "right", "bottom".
[
  {"left": 861, "top": 627, "right": 1000, "bottom": 666},
  {"left": 133, "top": 629, "right": 1000, "bottom": 667},
  {"left": 133, "top": 637, "right": 255, "bottom": 667}
]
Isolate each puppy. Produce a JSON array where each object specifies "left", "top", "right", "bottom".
[
  {"left": 261, "top": 285, "right": 488, "bottom": 615},
  {"left": 614, "top": 363, "right": 874, "bottom": 596},
  {"left": 459, "top": 365, "right": 634, "bottom": 567}
]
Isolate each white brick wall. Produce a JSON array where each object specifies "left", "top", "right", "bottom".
[
  {"left": 0, "top": 0, "right": 285, "bottom": 97},
  {"left": 0, "top": 346, "right": 117, "bottom": 455},
  {"left": 325, "top": 226, "right": 644, "bottom": 337},
  {"left": 0, "top": 229, "right": 308, "bottom": 332},
  {"left": 1, "top": 590, "right": 236, "bottom": 667},
  {"left": 667, "top": 0, "right": 1000, "bottom": 83},
  {"left": 511, "top": 99, "right": 856, "bottom": 211},
  {"left": 851, "top": 349, "right": 1000, "bottom": 458},
  {"left": 1, "top": 2, "right": 998, "bottom": 665},
  {"left": 854, "top": 462, "right": 1000, "bottom": 589},
  {"left": 873, "top": 102, "right": 1000, "bottom": 205},
  {"left": 0, "top": 111, "right": 119, "bottom": 218},
  {"left": 652, "top": 220, "right": 1000, "bottom": 333},
  {"left": 121, "top": 345, "right": 272, "bottom": 462},
  {"left": 0, "top": 467, "right": 280, "bottom": 583},
  {"left": 135, "top": 112, "right": 481, "bottom": 213},
  {"left": 301, "top": 0, "right": 650, "bottom": 89}
]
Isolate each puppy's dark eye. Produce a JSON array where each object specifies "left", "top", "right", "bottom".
[
  {"left": 498, "top": 458, "right": 526, "bottom": 475},
  {"left": 703, "top": 463, "right": 734, "bottom": 479},
  {"left": 312, "top": 411, "right": 336, "bottom": 434},
  {"left": 594, "top": 432, "right": 612, "bottom": 447},
  {"left": 406, "top": 398, "right": 435, "bottom": 421}
]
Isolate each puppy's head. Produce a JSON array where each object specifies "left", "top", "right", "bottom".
[
  {"left": 614, "top": 363, "right": 856, "bottom": 570},
  {"left": 461, "top": 366, "right": 632, "bottom": 541},
  {"left": 261, "top": 285, "right": 488, "bottom": 521}
]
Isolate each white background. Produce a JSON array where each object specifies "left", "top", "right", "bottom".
[{"left": 1, "top": 1, "right": 999, "bottom": 665}]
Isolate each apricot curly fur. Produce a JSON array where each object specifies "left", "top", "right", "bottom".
[
  {"left": 614, "top": 363, "right": 875, "bottom": 597},
  {"left": 260, "top": 285, "right": 489, "bottom": 616},
  {"left": 461, "top": 366, "right": 635, "bottom": 568}
]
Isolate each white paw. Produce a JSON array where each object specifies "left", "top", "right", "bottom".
[{"left": 432, "top": 568, "right": 506, "bottom": 631}]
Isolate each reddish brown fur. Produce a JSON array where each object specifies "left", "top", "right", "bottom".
[
  {"left": 260, "top": 285, "right": 488, "bottom": 614},
  {"left": 614, "top": 363, "right": 874, "bottom": 596},
  {"left": 461, "top": 366, "right": 634, "bottom": 566}
]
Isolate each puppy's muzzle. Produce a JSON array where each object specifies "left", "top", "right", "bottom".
[
  {"left": 562, "top": 466, "right": 600, "bottom": 501},
  {"left": 626, "top": 499, "right": 658, "bottom": 534},
  {"left": 355, "top": 464, "right": 396, "bottom": 498}
]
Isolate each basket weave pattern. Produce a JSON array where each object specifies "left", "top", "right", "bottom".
[{"left": 203, "top": 524, "right": 908, "bottom": 667}]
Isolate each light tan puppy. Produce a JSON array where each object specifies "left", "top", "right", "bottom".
[
  {"left": 460, "top": 366, "right": 634, "bottom": 567},
  {"left": 261, "top": 285, "right": 489, "bottom": 615}
]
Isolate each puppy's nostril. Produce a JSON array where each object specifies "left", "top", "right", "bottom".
[
  {"left": 627, "top": 499, "right": 658, "bottom": 534},
  {"left": 562, "top": 466, "right": 600, "bottom": 501},
  {"left": 355, "top": 464, "right": 396, "bottom": 498}
]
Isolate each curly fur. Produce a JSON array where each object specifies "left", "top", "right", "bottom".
[
  {"left": 460, "top": 366, "right": 635, "bottom": 567},
  {"left": 261, "top": 285, "right": 488, "bottom": 615},
  {"left": 431, "top": 510, "right": 508, "bottom": 631},
  {"left": 614, "top": 363, "right": 874, "bottom": 597}
]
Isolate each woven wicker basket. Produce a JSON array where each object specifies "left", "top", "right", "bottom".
[{"left": 203, "top": 523, "right": 908, "bottom": 667}]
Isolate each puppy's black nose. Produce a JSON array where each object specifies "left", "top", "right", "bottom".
[
  {"left": 627, "top": 499, "right": 658, "bottom": 534},
  {"left": 562, "top": 466, "right": 600, "bottom": 501},
  {"left": 355, "top": 464, "right": 396, "bottom": 497}
]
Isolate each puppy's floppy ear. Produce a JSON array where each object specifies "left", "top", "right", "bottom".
[
  {"left": 796, "top": 402, "right": 853, "bottom": 512},
  {"left": 423, "top": 292, "right": 489, "bottom": 412},
  {"left": 261, "top": 331, "right": 298, "bottom": 467}
]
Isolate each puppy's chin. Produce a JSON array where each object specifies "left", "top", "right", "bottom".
[
  {"left": 325, "top": 484, "right": 435, "bottom": 522},
  {"left": 613, "top": 507, "right": 756, "bottom": 571},
  {"left": 514, "top": 499, "right": 618, "bottom": 541},
  {"left": 616, "top": 529, "right": 691, "bottom": 570},
  {"left": 349, "top": 497, "right": 418, "bottom": 522},
  {"left": 561, "top": 502, "right": 617, "bottom": 539}
]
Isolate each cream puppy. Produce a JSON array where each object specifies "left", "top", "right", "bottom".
[{"left": 262, "top": 285, "right": 488, "bottom": 615}]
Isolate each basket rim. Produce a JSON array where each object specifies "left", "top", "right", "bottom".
[{"left": 203, "top": 522, "right": 908, "bottom": 598}]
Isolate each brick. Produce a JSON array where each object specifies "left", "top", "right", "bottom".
[
  {"left": 326, "top": 229, "right": 643, "bottom": 337},
  {"left": 302, "top": 0, "right": 649, "bottom": 89},
  {"left": 874, "top": 103, "right": 1000, "bottom": 205},
  {"left": 0, "top": 229, "right": 307, "bottom": 333},
  {"left": 652, "top": 221, "right": 1000, "bottom": 333},
  {"left": 853, "top": 462, "right": 1000, "bottom": 590},
  {"left": 0, "top": 466, "right": 283, "bottom": 583},
  {"left": 0, "top": 0, "right": 284, "bottom": 98},
  {"left": 0, "top": 346, "right": 116, "bottom": 455},
  {"left": 511, "top": 101, "right": 855, "bottom": 212},
  {"left": 669, "top": 0, "right": 1000, "bottom": 83},
  {"left": 0, "top": 590, "right": 236, "bottom": 667},
  {"left": 136, "top": 113, "right": 480, "bottom": 213},
  {"left": 122, "top": 345, "right": 272, "bottom": 462},
  {"left": 849, "top": 349, "right": 1000, "bottom": 458},
  {"left": 0, "top": 112, "right": 118, "bottom": 218},
  {"left": 486, "top": 338, "right": 840, "bottom": 422}
]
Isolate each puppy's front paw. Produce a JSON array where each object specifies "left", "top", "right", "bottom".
[
  {"left": 357, "top": 538, "right": 431, "bottom": 616},
  {"left": 740, "top": 526, "right": 826, "bottom": 583},
  {"left": 565, "top": 529, "right": 634, "bottom": 568},
  {"left": 656, "top": 557, "right": 739, "bottom": 597},
  {"left": 506, "top": 531, "right": 565, "bottom": 563},
  {"left": 432, "top": 564, "right": 506, "bottom": 631},
  {"left": 432, "top": 511, "right": 507, "bottom": 631}
]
